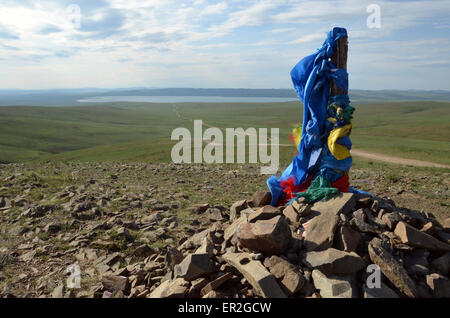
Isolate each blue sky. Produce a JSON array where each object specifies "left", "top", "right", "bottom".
[{"left": 0, "top": 0, "right": 449, "bottom": 90}]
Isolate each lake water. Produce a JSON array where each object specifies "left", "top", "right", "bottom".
[{"left": 77, "top": 95, "right": 299, "bottom": 103}]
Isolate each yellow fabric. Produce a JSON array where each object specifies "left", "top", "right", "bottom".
[
  {"left": 327, "top": 117, "right": 336, "bottom": 124},
  {"left": 292, "top": 127, "right": 302, "bottom": 147},
  {"left": 328, "top": 122, "right": 353, "bottom": 160}
]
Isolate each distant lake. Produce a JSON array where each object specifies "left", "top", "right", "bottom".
[{"left": 77, "top": 95, "right": 299, "bottom": 103}]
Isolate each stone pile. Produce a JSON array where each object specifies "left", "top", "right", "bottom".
[{"left": 97, "top": 191, "right": 450, "bottom": 298}]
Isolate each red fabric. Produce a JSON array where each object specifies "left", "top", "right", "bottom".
[
  {"left": 331, "top": 174, "right": 350, "bottom": 192},
  {"left": 278, "top": 174, "right": 350, "bottom": 206},
  {"left": 278, "top": 176, "right": 312, "bottom": 206}
]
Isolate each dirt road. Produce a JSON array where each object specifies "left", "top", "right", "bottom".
[
  {"left": 350, "top": 149, "right": 450, "bottom": 169},
  {"left": 172, "top": 104, "right": 449, "bottom": 169}
]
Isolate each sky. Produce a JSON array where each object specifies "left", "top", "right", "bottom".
[{"left": 0, "top": 0, "right": 449, "bottom": 90}]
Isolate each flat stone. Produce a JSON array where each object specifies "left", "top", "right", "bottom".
[
  {"left": 305, "top": 248, "right": 366, "bottom": 275},
  {"left": 292, "top": 199, "right": 311, "bottom": 217},
  {"left": 102, "top": 275, "right": 129, "bottom": 292},
  {"left": 426, "top": 273, "right": 450, "bottom": 298},
  {"left": 87, "top": 221, "right": 108, "bottom": 232},
  {"left": 0, "top": 197, "right": 11, "bottom": 211},
  {"left": 247, "top": 205, "right": 280, "bottom": 223},
  {"left": 133, "top": 244, "right": 154, "bottom": 258},
  {"left": 149, "top": 278, "right": 189, "bottom": 298},
  {"left": 335, "top": 225, "right": 360, "bottom": 252},
  {"left": 180, "top": 229, "right": 210, "bottom": 250},
  {"left": 350, "top": 217, "right": 382, "bottom": 234},
  {"left": 230, "top": 200, "right": 248, "bottom": 221},
  {"left": 206, "top": 208, "right": 224, "bottom": 222},
  {"left": 371, "top": 197, "right": 396, "bottom": 212},
  {"left": 311, "top": 269, "right": 356, "bottom": 298},
  {"left": 240, "top": 207, "right": 257, "bottom": 218},
  {"left": 282, "top": 205, "right": 298, "bottom": 224},
  {"left": 190, "top": 203, "right": 210, "bottom": 214},
  {"left": 394, "top": 222, "right": 450, "bottom": 251},
  {"left": 263, "top": 255, "right": 304, "bottom": 295},
  {"left": 238, "top": 215, "right": 291, "bottom": 255},
  {"left": 365, "top": 211, "right": 388, "bottom": 229},
  {"left": 311, "top": 192, "right": 356, "bottom": 216},
  {"left": 420, "top": 222, "right": 437, "bottom": 235},
  {"left": 363, "top": 282, "right": 399, "bottom": 298},
  {"left": 144, "top": 260, "right": 160, "bottom": 272},
  {"left": 195, "top": 237, "right": 214, "bottom": 258},
  {"left": 174, "top": 254, "right": 215, "bottom": 281},
  {"left": 431, "top": 252, "right": 450, "bottom": 276},
  {"left": 202, "top": 290, "right": 227, "bottom": 298},
  {"left": 165, "top": 247, "right": 184, "bottom": 270},
  {"left": 368, "top": 238, "right": 417, "bottom": 298},
  {"left": 252, "top": 191, "right": 272, "bottom": 207},
  {"left": 222, "top": 252, "right": 286, "bottom": 298},
  {"left": 200, "top": 272, "right": 233, "bottom": 296},
  {"left": 304, "top": 211, "right": 339, "bottom": 251},
  {"left": 352, "top": 209, "right": 366, "bottom": 222},
  {"left": 224, "top": 215, "right": 248, "bottom": 246},
  {"left": 141, "top": 212, "right": 162, "bottom": 224},
  {"left": 381, "top": 212, "right": 402, "bottom": 230},
  {"left": 130, "top": 285, "right": 147, "bottom": 298},
  {"left": 189, "top": 277, "right": 210, "bottom": 296},
  {"left": 51, "top": 285, "right": 64, "bottom": 298}
]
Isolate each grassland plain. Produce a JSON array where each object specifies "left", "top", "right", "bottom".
[{"left": 0, "top": 100, "right": 449, "bottom": 165}]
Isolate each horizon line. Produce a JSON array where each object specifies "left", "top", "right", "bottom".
[{"left": 1, "top": 87, "right": 450, "bottom": 93}]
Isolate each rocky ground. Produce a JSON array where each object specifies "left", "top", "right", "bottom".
[{"left": 0, "top": 161, "right": 449, "bottom": 298}]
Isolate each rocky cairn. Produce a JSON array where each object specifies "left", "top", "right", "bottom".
[
  {"left": 1, "top": 175, "right": 449, "bottom": 298},
  {"left": 96, "top": 191, "right": 450, "bottom": 298}
]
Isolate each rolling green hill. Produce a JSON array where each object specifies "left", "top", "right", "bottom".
[{"left": 0, "top": 101, "right": 449, "bottom": 165}]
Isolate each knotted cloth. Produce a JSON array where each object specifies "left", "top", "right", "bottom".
[{"left": 267, "top": 27, "right": 370, "bottom": 206}]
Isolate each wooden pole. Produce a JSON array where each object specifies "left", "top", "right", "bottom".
[{"left": 330, "top": 36, "right": 348, "bottom": 96}]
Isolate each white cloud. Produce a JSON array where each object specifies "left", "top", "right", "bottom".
[
  {"left": 199, "top": 2, "right": 228, "bottom": 16},
  {"left": 0, "top": 0, "right": 449, "bottom": 90},
  {"left": 268, "top": 27, "right": 296, "bottom": 34},
  {"left": 289, "top": 33, "right": 326, "bottom": 44},
  {"left": 208, "top": 1, "right": 280, "bottom": 35},
  {"left": 193, "top": 0, "right": 205, "bottom": 6},
  {"left": 273, "top": 0, "right": 450, "bottom": 35},
  {"left": 272, "top": 0, "right": 365, "bottom": 24}
]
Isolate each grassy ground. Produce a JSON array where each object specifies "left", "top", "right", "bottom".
[
  {"left": 0, "top": 101, "right": 449, "bottom": 165},
  {"left": 0, "top": 158, "right": 448, "bottom": 298},
  {"left": 351, "top": 157, "right": 449, "bottom": 221}
]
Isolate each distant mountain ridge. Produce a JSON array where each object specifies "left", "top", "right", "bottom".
[{"left": 0, "top": 88, "right": 450, "bottom": 106}]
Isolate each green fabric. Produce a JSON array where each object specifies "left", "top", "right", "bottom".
[
  {"left": 343, "top": 105, "right": 355, "bottom": 122},
  {"left": 293, "top": 175, "right": 339, "bottom": 203}
]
